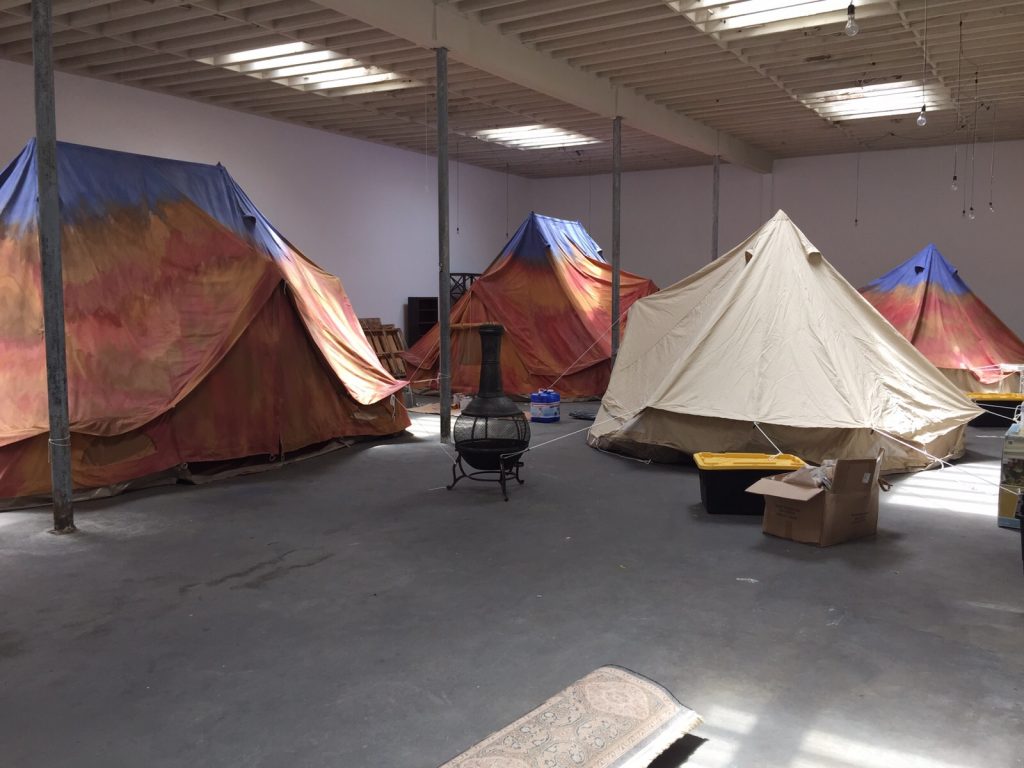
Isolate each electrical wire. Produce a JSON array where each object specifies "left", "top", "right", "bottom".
[
  {"left": 455, "top": 138, "right": 461, "bottom": 235},
  {"left": 587, "top": 153, "right": 593, "bottom": 231},
  {"left": 955, "top": 16, "right": 963, "bottom": 124},
  {"left": 988, "top": 103, "right": 997, "bottom": 211},
  {"left": 919, "top": 0, "right": 928, "bottom": 112},
  {"left": 951, "top": 141, "right": 958, "bottom": 191},
  {"left": 853, "top": 153, "right": 860, "bottom": 227},
  {"left": 969, "top": 72, "right": 979, "bottom": 218}
]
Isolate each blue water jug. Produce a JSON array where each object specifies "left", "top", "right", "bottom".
[{"left": 530, "top": 389, "right": 561, "bottom": 423}]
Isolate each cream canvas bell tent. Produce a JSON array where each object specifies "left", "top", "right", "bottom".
[{"left": 587, "top": 211, "right": 980, "bottom": 473}]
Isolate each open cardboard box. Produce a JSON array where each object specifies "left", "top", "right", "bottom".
[{"left": 745, "top": 456, "right": 882, "bottom": 547}]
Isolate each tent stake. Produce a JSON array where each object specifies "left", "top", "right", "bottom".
[
  {"left": 32, "top": 0, "right": 75, "bottom": 534},
  {"left": 611, "top": 116, "right": 622, "bottom": 364},
  {"left": 436, "top": 46, "right": 452, "bottom": 443}
]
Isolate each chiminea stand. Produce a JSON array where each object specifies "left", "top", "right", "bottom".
[
  {"left": 447, "top": 450, "right": 526, "bottom": 501},
  {"left": 447, "top": 323, "right": 531, "bottom": 501}
]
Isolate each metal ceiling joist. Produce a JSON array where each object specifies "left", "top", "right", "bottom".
[{"left": 314, "top": 0, "right": 775, "bottom": 172}]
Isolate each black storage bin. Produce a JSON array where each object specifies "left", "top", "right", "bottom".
[
  {"left": 968, "top": 394, "right": 1023, "bottom": 428},
  {"left": 693, "top": 452, "right": 806, "bottom": 516}
]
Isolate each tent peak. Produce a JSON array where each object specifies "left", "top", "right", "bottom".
[
  {"left": 499, "top": 211, "right": 604, "bottom": 264},
  {"left": 526, "top": 210, "right": 585, "bottom": 228},
  {"left": 911, "top": 243, "right": 957, "bottom": 275},
  {"left": 746, "top": 209, "right": 820, "bottom": 262}
]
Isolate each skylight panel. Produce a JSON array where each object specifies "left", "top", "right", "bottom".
[
  {"left": 302, "top": 72, "right": 403, "bottom": 91},
  {"left": 211, "top": 42, "right": 310, "bottom": 66},
  {"left": 199, "top": 44, "right": 420, "bottom": 96},
  {"left": 666, "top": 0, "right": 851, "bottom": 37},
  {"left": 472, "top": 125, "right": 601, "bottom": 150},
  {"left": 800, "top": 80, "right": 951, "bottom": 121}
]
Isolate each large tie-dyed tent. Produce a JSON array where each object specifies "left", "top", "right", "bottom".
[
  {"left": 401, "top": 212, "right": 658, "bottom": 398},
  {"left": 0, "top": 141, "right": 409, "bottom": 505},
  {"left": 860, "top": 244, "right": 1024, "bottom": 392}
]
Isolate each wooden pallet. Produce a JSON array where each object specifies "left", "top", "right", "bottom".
[{"left": 359, "top": 317, "right": 408, "bottom": 379}]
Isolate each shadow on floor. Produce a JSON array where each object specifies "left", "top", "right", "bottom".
[
  {"left": 649, "top": 734, "right": 709, "bottom": 767},
  {"left": 749, "top": 527, "right": 912, "bottom": 572},
  {"left": 686, "top": 501, "right": 765, "bottom": 527}
]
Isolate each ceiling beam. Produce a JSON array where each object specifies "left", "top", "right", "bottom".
[{"left": 314, "top": 0, "right": 775, "bottom": 172}]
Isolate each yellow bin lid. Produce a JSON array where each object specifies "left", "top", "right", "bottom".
[
  {"left": 967, "top": 392, "right": 1024, "bottom": 402},
  {"left": 693, "top": 452, "right": 806, "bottom": 471}
]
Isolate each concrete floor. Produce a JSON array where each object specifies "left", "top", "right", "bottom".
[{"left": 1, "top": 414, "right": 1022, "bottom": 768}]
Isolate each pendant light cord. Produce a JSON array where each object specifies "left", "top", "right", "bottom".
[
  {"left": 955, "top": 17, "right": 963, "bottom": 125},
  {"left": 988, "top": 103, "right": 997, "bottom": 211},
  {"left": 455, "top": 138, "right": 461, "bottom": 235},
  {"left": 920, "top": 0, "right": 928, "bottom": 108},
  {"left": 853, "top": 153, "right": 861, "bottom": 227},
  {"left": 587, "top": 154, "right": 593, "bottom": 231},
  {"left": 969, "top": 73, "right": 979, "bottom": 217}
]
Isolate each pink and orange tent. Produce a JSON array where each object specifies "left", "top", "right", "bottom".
[
  {"left": 860, "top": 244, "right": 1024, "bottom": 392},
  {"left": 402, "top": 213, "right": 657, "bottom": 398},
  {"left": 0, "top": 141, "right": 409, "bottom": 505}
]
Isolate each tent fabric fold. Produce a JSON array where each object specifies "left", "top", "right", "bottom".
[
  {"left": 588, "top": 211, "right": 980, "bottom": 473},
  {"left": 401, "top": 212, "right": 658, "bottom": 398},
  {"left": 860, "top": 243, "right": 1024, "bottom": 391},
  {"left": 0, "top": 141, "right": 408, "bottom": 503}
]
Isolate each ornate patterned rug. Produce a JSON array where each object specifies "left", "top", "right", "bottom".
[{"left": 438, "top": 666, "right": 703, "bottom": 768}]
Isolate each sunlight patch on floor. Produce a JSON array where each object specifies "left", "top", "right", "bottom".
[
  {"left": 796, "top": 729, "right": 977, "bottom": 768},
  {"left": 687, "top": 706, "right": 978, "bottom": 768},
  {"left": 887, "top": 461, "right": 1001, "bottom": 517}
]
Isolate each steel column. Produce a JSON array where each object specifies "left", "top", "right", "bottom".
[
  {"left": 436, "top": 47, "right": 452, "bottom": 442},
  {"left": 611, "top": 116, "right": 622, "bottom": 363},
  {"left": 32, "top": 0, "right": 75, "bottom": 534}
]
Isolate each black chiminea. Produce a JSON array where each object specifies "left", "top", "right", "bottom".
[{"left": 447, "top": 324, "right": 531, "bottom": 500}]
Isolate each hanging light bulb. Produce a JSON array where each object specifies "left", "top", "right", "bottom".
[
  {"left": 989, "top": 202, "right": 995, "bottom": 213},
  {"left": 951, "top": 175, "right": 958, "bottom": 191},
  {"left": 844, "top": 3, "right": 859, "bottom": 36},
  {"left": 968, "top": 206, "right": 976, "bottom": 220},
  {"left": 916, "top": 105, "right": 927, "bottom": 127}
]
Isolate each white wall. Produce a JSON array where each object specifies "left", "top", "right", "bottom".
[
  {"left": 530, "top": 140, "right": 1024, "bottom": 335},
  {"left": 525, "top": 164, "right": 766, "bottom": 290},
  {"left": 3, "top": 57, "right": 1022, "bottom": 335},
  {"left": 0, "top": 59, "right": 532, "bottom": 328}
]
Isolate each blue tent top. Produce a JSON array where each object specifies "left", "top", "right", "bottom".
[
  {"left": 497, "top": 211, "right": 604, "bottom": 265},
  {"left": 0, "top": 140, "right": 288, "bottom": 259},
  {"left": 862, "top": 243, "right": 970, "bottom": 297}
]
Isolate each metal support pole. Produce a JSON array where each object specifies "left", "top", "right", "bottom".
[
  {"left": 611, "top": 116, "right": 622, "bottom": 363},
  {"left": 711, "top": 154, "right": 720, "bottom": 261},
  {"left": 32, "top": 0, "right": 75, "bottom": 534},
  {"left": 436, "top": 47, "right": 452, "bottom": 443}
]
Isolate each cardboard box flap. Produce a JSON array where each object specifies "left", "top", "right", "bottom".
[
  {"left": 831, "top": 457, "right": 882, "bottom": 494},
  {"left": 746, "top": 477, "right": 824, "bottom": 501}
]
